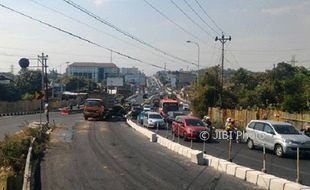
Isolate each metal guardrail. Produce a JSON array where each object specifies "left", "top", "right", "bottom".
[{"left": 22, "top": 138, "right": 35, "bottom": 190}]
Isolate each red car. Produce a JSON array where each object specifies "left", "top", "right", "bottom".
[{"left": 172, "top": 116, "right": 211, "bottom": 141}]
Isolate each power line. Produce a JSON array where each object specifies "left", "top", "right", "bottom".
[
  {"left": 194, "top": 0, "right": 225, "bottom": 34},
  {"left": 169, "top": 0, "right": 213, "bottom": 38},
  {"left": 143, "top": 0, "right": 209, "bottom": 46},
  {"left": 0, "top": 3, "right": 164, "bottom": 70},
  {"left": 182, "top": 0, "right": 220, "bottom": 35},
  {"left": 62, "top": 0, "right": 196, "bottom": 67},
  {"left": 28, "top": 0, "right": 179, "bottom": 65}
]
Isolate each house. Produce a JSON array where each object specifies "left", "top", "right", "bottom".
[
  {"left": 0, "top": 73, "right": 13, "bottom": 84},
  {"left": 67, "top": 62, "right": 120, "bottom": 82}
]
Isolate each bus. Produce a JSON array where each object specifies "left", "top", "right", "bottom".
[{"left": 159, "top": 99, "right": 179, "bottom": 118}]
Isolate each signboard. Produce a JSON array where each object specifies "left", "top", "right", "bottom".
[
  {"left": 107, "top": 77, "right": 123, "bottom": 87},
  {"left": 35, "top": 90, "right": 45, "bottom": 100}
]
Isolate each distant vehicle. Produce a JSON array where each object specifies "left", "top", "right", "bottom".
[
  {"left": 166, "top": 111, "right": 186, "bottom": 125},
  {"left": 244, "top": 120, "right": 310, "bottom": 157},
  {"left": 143, "top": 104, "right": 152, "bottom": 112},
  {"left": 143, "top": 112, "right": 165, "bottom": 128},
  {"left": 172, "top": 116, "right": 211, "bottom": 141},
  {"left": 83, "top": 98, "right": 105, "bottom": 120},
  {"left": 137, "top": 111, "right": 145, "bottom": 124},
  {"left": 159, "top": 99, "right": 179, "bottom": 118},
  {"left": 131, "top": 105, "right": 142, "bottom": 119}
]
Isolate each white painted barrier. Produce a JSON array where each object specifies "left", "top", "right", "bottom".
[{"left": 126, "top": 119, "right": 310, "bottom": 190}]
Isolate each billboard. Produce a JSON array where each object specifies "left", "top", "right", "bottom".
[{"left": 107, "top": 77, "right": 124, "bottom": 87}]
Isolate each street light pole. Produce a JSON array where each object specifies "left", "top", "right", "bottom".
[{"left": 186, "top": 40, "right": 200, "bottom": 79}]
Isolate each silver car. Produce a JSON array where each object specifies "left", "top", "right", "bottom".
[
  {"left": 244, "top": 120, "right": 310, "bottom": 157},
  {"left": 143, "top": 111, "right": 165, "bottom": 128}
]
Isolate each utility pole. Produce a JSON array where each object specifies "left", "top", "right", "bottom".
[
  {"left": 110, "top": 50, "right": 113, "bottom": 63},
  {"left": 38, "top": 53, "right": 49, "bottom": 123},
  {"left": 215, "top": 34, "right": 231, "bottom": 107}
]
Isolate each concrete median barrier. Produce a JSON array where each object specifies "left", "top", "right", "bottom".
[
  {"left": 257, "top": 174, "right": 277, "bottom": 189},
  {"left": 235, "top": 167, "right": 254, "bottom": 180},
  {"left": 126, "top": 119, "right": 310, "bottom": 190}
]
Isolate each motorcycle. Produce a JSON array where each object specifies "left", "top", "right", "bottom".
[{"left": 227, "top": 128, "right": 241, "bottom": 143}]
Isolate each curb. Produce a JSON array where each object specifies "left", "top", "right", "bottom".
[
  {"left": 127, "top": 119, "right": 205, "bottom": 165},
  {"left": 126, "top": 119, "right": 310, "bottom": 190}
]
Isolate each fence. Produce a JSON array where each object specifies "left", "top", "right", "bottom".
[
  {"left": 0, "top": 100, "right": 61, "bottom": 114},
  {"left": 208, "top": 107, "right": 310, "bottom": 130}
]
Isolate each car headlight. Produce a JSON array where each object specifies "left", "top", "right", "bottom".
[
  {"left": 148, "top": 119, "right": 153, "bottom": 123},
  {"left": 284, "top": 139, "right": 300, "bottom": 144}
]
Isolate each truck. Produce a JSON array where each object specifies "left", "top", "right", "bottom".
[{"left": 83, "top": 91, "right": 126, "bottom": 120}]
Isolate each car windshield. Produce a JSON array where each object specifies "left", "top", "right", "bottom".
[
  {"left": 149, "top": 114, "right": 162, "bottom": 119},
  {"left": 273, "top": 124, "right": 300, "bottom": 135},
  {"left": 85, "top": 100, "right": 101, "bottom": 107},
  {"left": 185, "top": 119, "right": 205, "bottom": 127}
]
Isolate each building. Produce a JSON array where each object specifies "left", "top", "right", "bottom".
[
  {"left": 67, "top": 62, "right": 119, "bottom": 82},
  {"left": 0, "top": 73, "right": 14, "bottom": 84},
  {"left": 121, "top": 67, "right": 139, "bottom": 75},
  {"left": 166, "top": 71, "right": 197, "bottom": 89}
]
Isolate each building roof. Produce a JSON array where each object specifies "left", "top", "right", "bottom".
[{"left": 70, "top": 62, "right": 118, "bottom": 68}]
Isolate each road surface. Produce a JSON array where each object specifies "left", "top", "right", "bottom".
[
  {"left": 0, "top": 112, "right": 80, "bottom": 139},
  {"left": 41, "top": 117, "right": 262, "bottom": 190}
]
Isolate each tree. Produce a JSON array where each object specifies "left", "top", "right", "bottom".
[
  {"left": 16, "top": 69, "right": 42, "bottom": 96},
  {"left": 0, "top": 84, "right": 20, "bottom": 101}
]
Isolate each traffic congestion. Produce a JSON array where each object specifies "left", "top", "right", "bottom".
[{"left": 120, "top": 76, "right": 310, "bottom": 186}]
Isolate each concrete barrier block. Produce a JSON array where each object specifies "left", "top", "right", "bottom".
[
  {"left": 150, "top": 133, "right": 157, "bottom": 142},
  {"left": 226, "top": 164, "right": 238, "bottom": 176},
  {"left": 218, "top": 160, "right": 231, "bottom": 172},
  {"left": 209, "top": 157, "right": 219, "bottom": 169},
  {"left": 190, "top": 151, "right": 205, "bottom": 165},
  {"left": 178, "top": 147, "right": 184, "bottom": 155},
  {"left": 181, "top": 148, "right": 189, "bottom": 157},
  {"left": 246, "top": 171, "right": 263, "bottom": 185},
  {"left": 270, "top": 178, "right": 290, "bottom": 190},
  {"left": 257, "top": 174, "right": 276, "bottom": 189},
  {"left": 284, "top": 183, "right": 310, "bottom": 190},
  {"left": 235, "top": 167, "right": 253, "bottom": 180}
]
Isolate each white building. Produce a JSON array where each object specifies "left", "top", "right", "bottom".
[{"left": 67, "top": 62, "right": 119, "bottom": 82}]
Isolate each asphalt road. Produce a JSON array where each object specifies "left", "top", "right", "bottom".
[
  {"left": 0, "top": 112, "right": 81, "bottom": 139},
  {"left": 41, "top": 117, "right": 262, "bottom": 190},
  {"left": 144, "top": 124, "right": 310, "bottom": 186}
]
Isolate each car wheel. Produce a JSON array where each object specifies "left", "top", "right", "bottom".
[
  {"left": 275, "top": 144, "right": 284, "bottom": 157},
  {"left": 247, "top": 139, "right": 255, "bottom": 150},
  {"left": 84, "top": 116, "right": 88, "bottom": 120}
]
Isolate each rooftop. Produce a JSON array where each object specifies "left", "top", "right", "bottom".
[{"left": 70, "top": 62, "right": 118, "bottom": 68}]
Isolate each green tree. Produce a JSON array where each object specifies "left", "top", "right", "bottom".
[{"left": 16, "top": 69, "right": 42, "bottom": 95}]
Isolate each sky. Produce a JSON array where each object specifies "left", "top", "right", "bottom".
[{"left": 0, "top": 0, "right": 309, "bottom": 75}]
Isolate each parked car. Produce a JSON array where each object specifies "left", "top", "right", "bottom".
[
  {"left": 172, "top": 116, "right": 211, "bottom": 141},
  {"left": 137, "top": 111, "right": 145, "bottom": 125},
  {"left": 166, "top": 111, "right": 186, "bottom": 125},
  {"left": 143, "top": 112, "right": 165, "bottom": 128},
  {"left": 244, "top": 120, "right": 310, "bottom": 157},
  {"left": 83, "top": 98, "right": 105, "bottom": 120}
]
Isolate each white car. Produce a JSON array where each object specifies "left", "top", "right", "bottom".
[{"left": 143, "top": 112, "right": 165, "bottom": 128}]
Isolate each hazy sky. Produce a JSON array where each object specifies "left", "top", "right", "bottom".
[{"left": 0, "top": 0, "right": 309, "bottom": 75}]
